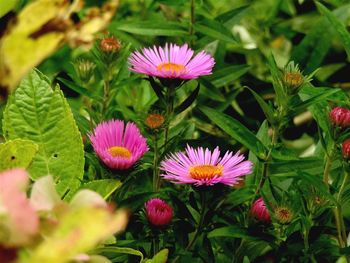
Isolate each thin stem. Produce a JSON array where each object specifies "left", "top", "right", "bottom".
[
  {"left": 172, "top": 190, "right": 206, "bottom": 263},
  {"left": 101, "top": 67, "right": 112, "bottom": 117},
  {"left": 323, "top": 155, "right": 332, "bottom": 187},
  {"left": 163, "top": 87, "right": 175, "bottom": 149},
  {"left": 153, "top": 134, "right": 160, "bottom": 192},
  {"left": 336, "top": 171, "right": 349, "bottom": 249}
]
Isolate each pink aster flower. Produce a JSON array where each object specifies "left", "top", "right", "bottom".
[
  {"left": 160, "top": 145, "right": 252, "bottom": 186},
  {"left": 128, "top": 43, "right": 215, "bottom": 79},
  {"left": 144, "top": 198, "right": 173, "bottom": 226},
  {"left": 89, "top": 119, "right": 148, "bottom": 170},
  {"left": 251, "top": 198, "right": 271, "bottom": 223},
  {"left": 0, "top": 169, "right": 39, "bottom": 246}
]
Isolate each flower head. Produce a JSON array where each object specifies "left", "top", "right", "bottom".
[
  {"left": 342, "top": 139, "right": 350, "bottom": 159},
  {"left": 282, "top": 61, "right": 307, "bottom": 91},
  {"left": 274, "top": 206, "right": 293, "bottom": 224},
  {"left": 128, "top": 43, "right": 215, "bottom": 80},
  {"left": 144, "top": 198, "right": 173, "bottom": 226},
  {"left": 251, "top": 198, "right": 270, "bottom": 223},
  {"left": 100, "top": 36, "right": 121, "bottom": 53},
  {"left": 160, "top": 145, "right": 252, "bottom": 186},
  {"left": 330, "top": 107, "right": 350, "bottom": 127},
  {"left": 89, "top": 119, "right": 148, "bottom": 170}
]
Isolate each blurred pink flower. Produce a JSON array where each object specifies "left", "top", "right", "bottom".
[
  {"left": 0, "top": 169, "right": 39, "bottom": 246},
  {"left": 251, "top": 198, "right": 270, "bottom": 223},
  {"left": 89, "top": 119, "right": 148, "bottom": 170},
  {"left": 160, "top": 145, "right": 252, "bottom": 186},
  {"left": 128, "top": 43, "right": 215, "bottom": 79},
  {"left": 330, "top": 107, "right": 350, "bottom": 127},
  {"left": 144, "top": 198, "right": 173, "bottom": 226}
]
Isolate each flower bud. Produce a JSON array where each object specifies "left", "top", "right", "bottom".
[
  {"left": 74, "top": 58, "right": 95, "bottom": 83},
  {"left": 342, "top": 139, "right": 350, "bottom": 159},
  {"left": 145, "top": 198, "right": 173, "bottom": 227},
  {"left": 282, "top": 61, "right": 307, "bottom": 91},
  {"left": 251, "top": 198, "right": 270, "bottom": 223},
  {"left": 100, "top": 36, "right": 121, "bottom": 53},
  {"left": 330, "top": 107, "right": 350, "bottom": 127},
  {"left": 145, "top": 113, "right": 165, "bottom": 130},
  {"left": 274, "top": 206, "right": 293, "bottom": 224}
]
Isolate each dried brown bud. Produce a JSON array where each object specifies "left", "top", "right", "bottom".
[
  {"left": 274, "top": 206, "right": 293, "bottom": 224},
  {"left": 145, "top": 113, "right": 165, "bottom": 129}
]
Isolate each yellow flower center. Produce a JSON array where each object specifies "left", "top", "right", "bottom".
[
  {"left": 108, "top": 146, "right": 132, "bottom": 158},
  {"left": 157, "top": 63, "right": 185, "bottom": 73},
  {"left": 189, "top": 165, "right": 223, "bottom": 180},
  {"left": 283, "top": 72, "right": 303, "bottom": 88}
]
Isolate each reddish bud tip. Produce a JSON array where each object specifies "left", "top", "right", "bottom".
[
  {"left": 330, "top": 107, "right": 350, "bottom": 127},
  {"left": 342, "top": 139, "right": 350, "bottom": 159},
  {"left": 251, "top": 198, "right": 271, "bottom": 223}
]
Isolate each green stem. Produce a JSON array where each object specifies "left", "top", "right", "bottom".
[
  {"left": 172, "top": 190, "right": 206, "bottom": 263},
  {"left": 323, "top": 154, "right": 332, "bottom": 187},
  {"left": 101, "top": 68, "right": 112, "bottom": 117},
  {"left": 336, "top": 171, "right": 349, "bottom": 249},
  {"left": 163, "top": 87, "right": 175, "bottom": 149},
  {"left": 253, "top": 126, "right": 278, "bottom": 198},
  {"left": 153, "top": 134, "right": 160, "bottom": 192}
]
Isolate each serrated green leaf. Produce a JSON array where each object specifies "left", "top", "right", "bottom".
[
  {"left": 3, "top": 69, "right": 84, "bottom": 197},
  {"left": 0, "top": 139, "right": 38, "bottom": 172},
  {"left": 316, "top": 2, "right": 350, "bottom": 59},
  {"left": 80, "top": 179, "right": 122, "bottom": 200},
  {"left": 199, "top": 106, "right": 267, "bottom": 158}
]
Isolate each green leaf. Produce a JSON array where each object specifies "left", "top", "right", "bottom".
[
  {"left": 175, "top": 83, "right": 200, "bottom": 114},
  {"left": 0, "top": 139, "right": 38, "bottom": 172},
  {"left": 57, "top": 77, "right": 101, "bottom": 100},
  {"left": 79, "top": 179, "right": 122, "bottom": 200},
  {"left": 93, "top": 247, "right": 144, "bottom": 263},
  {"left": 0, "top": 0, "right": 18, "bottom": 18},
  {"left": 199, "top": 106, "right": 267, "bottom": 158},
  {"left": 316, "top": 2, "right": 350, "bottom": 59},
  {"left": 208, "top": 226, "right": 254, "bottom": 240},
  {"left": 245, "top": 87, "right": 275, "bottom": 124},
  {"left": 205, "top": 65, "right": 250, "bottom": 88},
  {"left": 3, "top": 69, "right": 85, "bottom": 197},
  {"left": 112, "top": 21, "right": 187, "bottom": 36},
  {"left": 194, "top": 19, "right": 236, "bottom": 43},
  {"left": 144, "top": 249, "right": 168, "bottom": 263},
  {"left": 267, "top": 53, "right": 286, "bottom": 107}
]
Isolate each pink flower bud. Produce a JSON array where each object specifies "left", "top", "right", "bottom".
[
  {"left": 251, "top": 198, "right": 270, "bottom": 223},
  {"left": 330, "top": 107, "right": 350, "bottom": 127},
  {"left": 144, "top": 198, "right": 173, "bottom": 227},
  {"left": 342, "top": 139, "right": 350, "bottom": 159}
]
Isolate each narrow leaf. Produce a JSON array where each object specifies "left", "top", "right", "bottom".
[{"left": 175, "top": 83, "right": 200, "bottom": 114}]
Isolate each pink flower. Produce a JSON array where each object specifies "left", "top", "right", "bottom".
[
  {"left": 330, "top": 107, "right": 350, "bottom": 127},
  {"left": 251, "top": 198, "right": 270, "bottom": 223},
  {"left": 0, "top": 169, "right": 39, "bottom": 246},
  {"left": 144, "top": 198, "right": 173, "bottom": 226},
  {"left": 128, "top": 43, "right": 215, "bottom": 79},
  {"left": 160, "top": 145, "right": 252, "bottom": 186},
  {"left": 89, "top": 119, "right": 148, "bottom": 170}
]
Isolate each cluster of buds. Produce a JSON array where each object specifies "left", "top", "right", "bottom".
[{"left": 144, "top": 198, "right": 173, "bottom": 227}]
